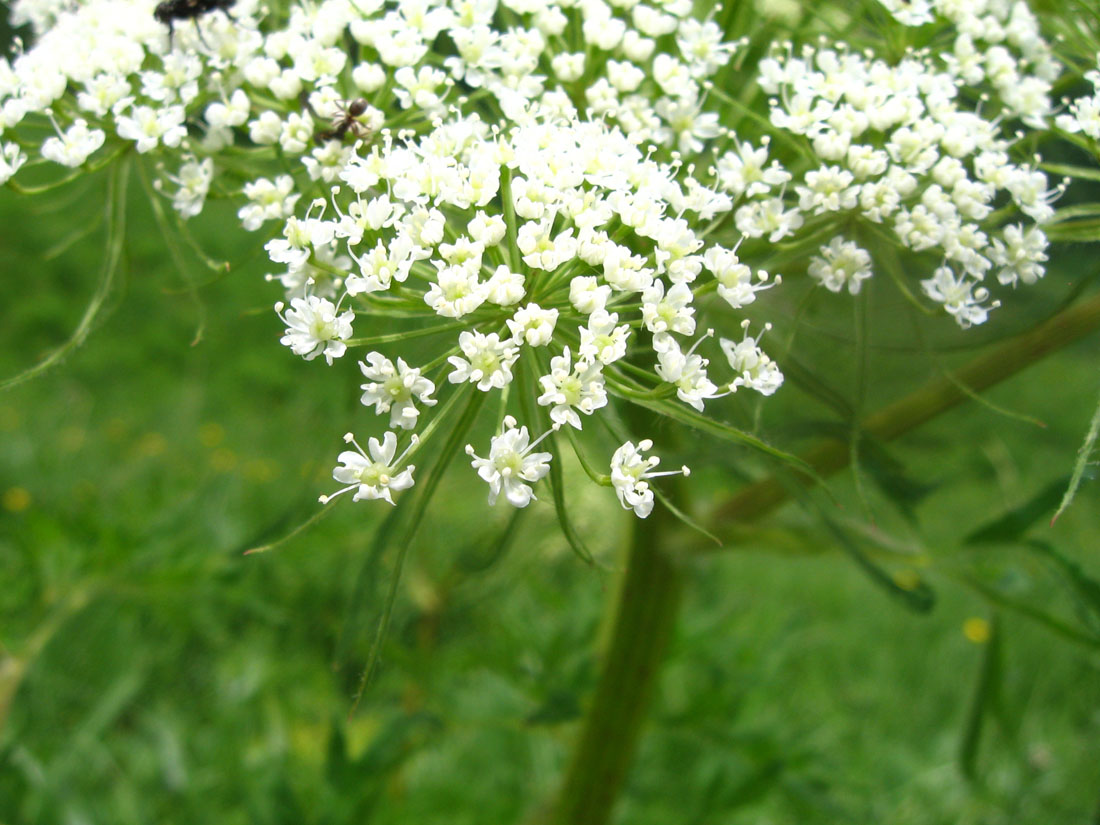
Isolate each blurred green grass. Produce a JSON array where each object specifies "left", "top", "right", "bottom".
[{"left": 1, "top": 162, "right": 1099, "bottom": 825}]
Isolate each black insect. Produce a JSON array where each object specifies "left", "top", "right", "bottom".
[
  {"left": 316, "top": 98, "right": 372, "bottom": 144},
  {"left": 154, "top": 0, "right": 236, "bottom": 48}
]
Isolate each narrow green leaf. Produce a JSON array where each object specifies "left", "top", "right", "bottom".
[
  {"left": 1048, "top": 202, "right": 1100, "bottom": 222},
  {"left": 1025, "top": 539, "right": 1100, "bottom": 624},
  {"left": 1, "top": 159, "right": 129, "bottom": 391},
  {"left": 956, "top": 574, "right": 1100, "bottom": 650},
  {"left": 1041, "top": 163, "right": 1100, "bottom": 183},
  {"left": 781, "top": 472, "right": 935, "bottom": 613},
  {"left": 963, "top": 476, "right": 1070, "bottom": 545},
  {"left": 347, "top": 388, "right": 484, "bottom": 716},
  {"left": 624, "top": 396, "right": 815, "bottom": 475},
  {"left": 243, "top": 499, "right": 338, "bottom": 555},
  {"left": 958, "top": 614, "right": 1001, "bottom": 781},
  {"left": 518, "top": 349, "right": 597, "bottom": 566},
  {"left": 456, "top": 506, "right": 528, "bottom": 573},
  {"left": 547, "top": 429, "right": 597, "bottom": 565},
  {"left": 1052, "top": 381, "right": 1100, "bottom": 524},
  {"left": 1043, "top": 218, "right": 1100, "bottom": 243},
  {"left": 652, "top": 486, "right": 722, "bottom": 546}
]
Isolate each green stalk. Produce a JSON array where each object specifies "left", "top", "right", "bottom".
[{"left": 551, "top": 497, "right": 684, "bottom": 825}]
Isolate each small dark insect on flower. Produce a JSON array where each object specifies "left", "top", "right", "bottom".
[
  {"left": 316, "top": 98, "right": 372, "bottom": 144},
  {"left": 154, "top": 0, "right": 236, "bottom": 48}
]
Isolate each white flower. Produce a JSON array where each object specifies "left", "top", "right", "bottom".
[
  {"left": 116, "top": 104, "right": 186, "bottom": 153},
  {"left": 394, "top": 64, "right": 449, "bottom": 111},
  {"left": 796, "top": 166, "right": 858, "bottom": 214},
  {"left": 703, "top": 246, "right": 778, "bottom": 309},
  {"left": 578, "top": 310, "right": 631, "bottom": 365},
  {"left": 205, "top": 89, "right": 250, "bottom": 128},
  {"left": 602, "top": 244, "right": 655, "bottom": 292},
  {"left": 468, "top": 211, "right": 507, "bottom": 245},
  {"left": 610, "top": 439, "right": 690, "bottom": 518},
  {"left": 465, "top": 416, "right": 553, "bottom": 507},
  {"left": 517, "top": 219, "right": 577, "bottom": 270},
  {"left": 720, "top": 321, "right": 784, "bottom": 396},
  {"left": 734, "top": 197, "right": 804, "bottom": 242},
  {"left": 168, "top": 157, "right": 214, "bottom": 219},
  {"left": 551, "top": 52, "right": 585, "bottom": 82},
  {"left": 447, "top": 331, "right": 519, "bottom": 391},
  {"left": 359, "top": 353, "right": 437, "bottom": 429},
  {"left": 424, "top": 263, "right": 489, "bottom": 318},
  {"left": 716, "top": 139, "right": 791, "bottom": 198},
  {"left": 239, "top": 176, "right": 300, "bottom": 232},
  {"left": 569, "top": 275, "right": 611, "bottom": 315},
  {"left": 321, "top": 431, "right": 417, "bottom": 505},
  {"left": 348, "top": 237, "right": 416, "bottom": 295},
  {"left": 655, "top": 334, "right": 718, "bottom": 411},
  {"left": 0, "top": 142, "right": 27, "bottom": 184},
  {"left": 920, "top": 266, "right": 1000, "bottom": 328},
  {"left": 485, "top": 265, "right": 526, "bottom": 305},
  {"left": 807, "top": 237, "right": 873, "bottom": 295},
  {"left": 41, "top": 117, "right": 105, "bottom": 167},
  {"left": 275, "top": 296, "right": 354, "bottom": 364},
  {"left": 537, "top": 348, "right": 608, "bottom": 430},
  {"left": 991, "top": 224, "right": 1048, "bottom": 286},
  {"left": 507, "top": 303, "right": 558, "bottom": 346},
  {"left": 641, "top": 280, "right": 696, "bottom": 336}
]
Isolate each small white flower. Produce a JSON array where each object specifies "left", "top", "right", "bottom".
[
  {"left": 569, "top": 275, "right": 612, "bottom": 315},
  {"left": 468, "top": 212, "right": 507, "bottom": 245},
  {"left": 703, "top": 246, "right": 778, "bottom": 309},
  {"left": 578, "top": 310, "right": 631, "bottom": 366},
  {"left": 447, "top": 331, "right": 519, "bottom": 391},
  {"left": 116, "top": 104, "right": 186, "bottom": 153},
  {"left": 716, "top": 139, "right": 790, "bottom": 198},
  {"left": 610, "top": 439, "right": 690, "bottom": 518},
  {"left": 991, "top": 224, "right": 1048, "bottom": 286},
  {"left": 204, "top": 89, "right": 250, "bottom": 129},
  {"left": 465, "top": 416, "right": 553, "bottom": 507},
  {"left": 537, "top": 348, "right": 608, "bottom": 430},
  {"left": 920, "top": 266, "right": 1000, "bottom": 328},
  {"left": 359, "top": 353, "right": 437, "bottom": 429},
  {"left": 348, "top": 237, "right": 415, "bottom": 295},
  {"left": 720, "top": 321, "right": 784, "bottom": 396},
  {"left": 239, "top": 176, "right": 300, "bottom": 232},
  {"left": 655, "top": 333, "right": 718, "bottom": 411},
  {"left": 321, "top": 431, "right": 417, "bottom": 505},
  {"left": 41, "top": 118, "right": 105, "bottom": 167},
  {"left": 0, "top": 142, "right": 27, "bottom": 185},
  {"left": 424, "top": 263, "right": 489, "bottom": 318},
  {"left": 275, "top": 296, "right": 354, "bottom": 365},
  {"left": 641, "top": 280, "right": 696, "bottom": 336},
  {"left": 808, "top": 237, "right": 873, "bottom": 295},
  {"left": 485, "top": 265, "right": 526, "bottom": 306},
  {"left": 507, "top": 303, "right": 558, "bottom": 346},
  {"left": 168, "top": 157, "right": 214, "bottom": 219}
]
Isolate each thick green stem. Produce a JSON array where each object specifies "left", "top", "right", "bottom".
[{"left": 552, "top": 501, "right": 684, "bottom": 825}]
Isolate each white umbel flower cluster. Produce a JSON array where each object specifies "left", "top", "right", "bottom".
[{"left": 2, "top": 0, "right": 1088, "bottom": 519}]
